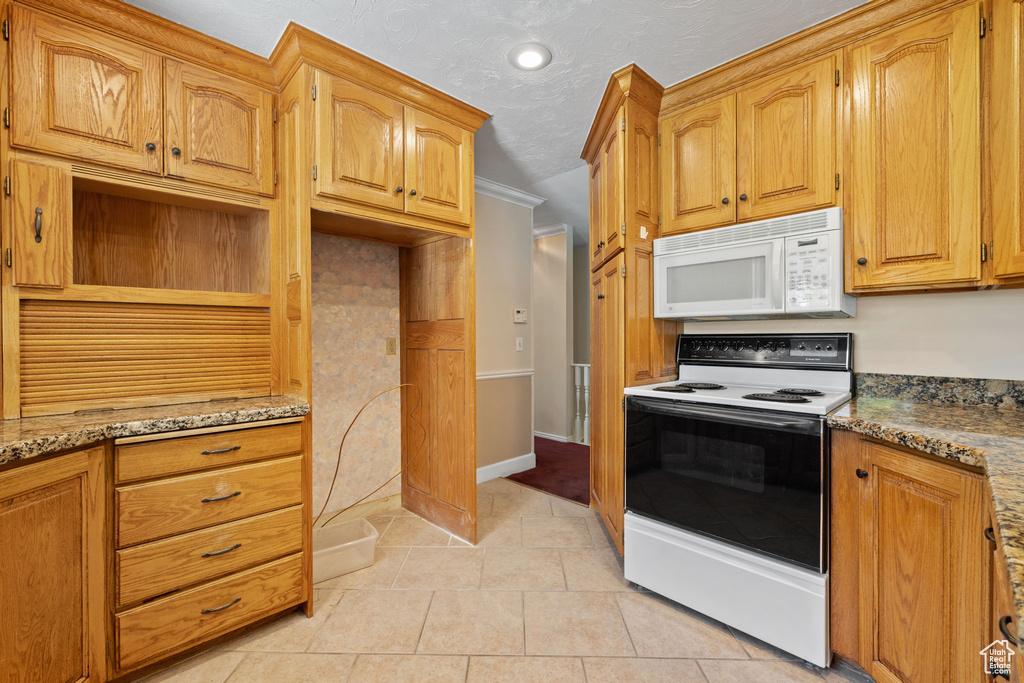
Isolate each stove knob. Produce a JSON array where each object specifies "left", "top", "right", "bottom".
[
  {"left": 732, "top": 342, "right": 744, "bottom": 351},
  {"left": 826, "top": 345, "right": 834, "bottom": 351},
  {"left": 798, "top": 344, "right": 807, "bottom": 351},
  {"left": 815, "top": 345, "right": 822, "bottom": 351}
]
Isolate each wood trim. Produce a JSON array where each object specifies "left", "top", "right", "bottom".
[
  {"left": 582, "top": 64, "right": 664, "bottom": 164},
  {"left": 660, "top": 0, "right": 966, "bottom": 116},
  {"left": 309, "top": 199, "right": 473, "bottom": 242},
  {"left": 21, "top": 285, "right": 271, "bottom": 308},
  {"left": 113, "top": 417, "right": 304, "bottom": 445},
  {"left": 270, "top": 23, "right": 489, "bottom": 131}
]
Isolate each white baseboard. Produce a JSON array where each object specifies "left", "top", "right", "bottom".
[
  {"left": 477, "top": 452, "right": 535, "bottom": 484},
  {"left": 534, "top": 430, "right": 570, "bottom": 443}
]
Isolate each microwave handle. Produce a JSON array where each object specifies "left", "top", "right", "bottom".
[
  {"left": 627, "top": 396, "right": 823, "bottom": 435},
  {"left": 772, "top": 239, "right": 785, "bottom": 311}
]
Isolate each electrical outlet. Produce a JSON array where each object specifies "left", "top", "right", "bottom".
[
  {"left": 516, "top": 337, "right": 524, "bottom": 352},
  {"left": 385, "top": 337, "right": 397, "bottom": 355}
]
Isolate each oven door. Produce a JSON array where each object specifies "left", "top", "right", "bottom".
[
  {"left": 625, "top": 395, "right": 827, "bottom": 572},
  {"left": 654, "top": 240, "right": 785, "bottom": 319}
]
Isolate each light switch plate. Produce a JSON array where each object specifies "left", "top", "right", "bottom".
[
  {"left": 516, "top": 337, "right": 524, "bottom": 352},
  {"left": 513, "top": 308, "right": 528, "bottom": 324}
]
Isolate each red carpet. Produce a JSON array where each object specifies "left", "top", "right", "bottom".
[{"left": 506, "top": 437, "right": 590, "bottom": 506}]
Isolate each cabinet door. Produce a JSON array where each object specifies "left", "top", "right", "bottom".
[
  {"left": 10, "top": 5, "right": 163, "bottom": 174},
  {"left": 0, "top": 447, "right": 105, "bottom": 682},
  {"left": 589, "top": 268, "right": 605, "bottom": 511},
  {"left": 660, "top": 95, "right": 736, "bottom": 234},
  {"left": 602, "top": 106, "right": 624, "bottom": 258},
  {"left": 736, "top": 53, "right": 838, "bottom": 221},
  {"left": 10, "top": 159, "right": 71, "bottom": 288},
  {"left": 858, "top": 440, "right": 987, "bottom": 683},
  {"left": 849, "top": 4, "right": 981, "bottom": 289},
  {"left": 404, "top": 109, "right": 473, "bottom": 226},
  {"left": 992, "top": 0, "right": 1024, "bottom": 279},
  {"left": 164, "top": 59, "right": 275, "bottom": 195},
  {"left": 625, "top": 102, "right": 660, "bottom": 243},
  {"left": 314, "top": 73, "right": 405, "bottom": 212},
  {"left": 589, "top": 153, "right": 606, "bottom": 270}
]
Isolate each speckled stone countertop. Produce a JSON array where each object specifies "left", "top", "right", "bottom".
[
  {"left": 828, "top": 394, "right": 1024, "bottom": 643},
  {"left": 0, "top": 395, "right": 310, "bottom": 467}
]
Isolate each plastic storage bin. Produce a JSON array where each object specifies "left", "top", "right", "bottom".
[{"left": 312, "top": 518, "right": 378, "bottom": 584}]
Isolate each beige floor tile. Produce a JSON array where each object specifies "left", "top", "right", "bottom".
[
  {"left": 309, "top": 590, "right": 432, "bottom": 653},
  {"left": 141, "top": 649, "right": 247, "bottom": 683},
  {"left": 316, "top": 546, "right": 410, "bottom": 590},
  {"left": 616, "top": 592, "right": 747, "bottom": 659},
  {"left": 583, "top": 657, "right": 708, "bottom": 683},
  {"left": 478, "top": 478, "right": 528, "bottom": 495},
  {"left": 467, "top": 656, "right": 585, "bottom": 682},
  {"left": 730, "top": 626, "right": 803, "bottom": 661},
  {"left": 393, "top": 547, "right": 485, "bottom": 589},
  {"left": 522, "top": 517, "right": 593, "bottom": 548},
  {"left": 364, "top": 514, "right": 395, "bottom": 536},
  {"left": 475, "top": 515, "right": 522, "bottom": 547},
  {"left": 449, "top": 534, "right": 473, "bottom": 546},
  {"left": 313, "top": 584, "right": 345, "bottom": 610},
  {"left": 418, "top": 590, "right": 525, "bottom": 655},
  {"left": 523, "top": 591, "right": 634, "bottom": 657},
  {"left": 477, "top": 493, "right": 494, "bottom": 516},
  {"left": 347, "top": 655, "right": 469, "bottom": 682},
  {"left": 225, "top": 653, "right": 354, "bottom": 682},
  {"left": 378, "top": 516, "right": 452, "bottom": 546},
  {"left": 585, "top": 516, "right": 616, "bottom": 547},
  {"left": 550, "top": 497, "right": 594, "bottom": 517},
  {"left": 480, "top": 547, "right": 565, "bottom": 590},
  {"left": 561, "top": 548, "right": 629, "bottom": 591},
  {"left": 698, "top": 659, "right": 826, "bottom": 682},
  {"left": 491, "top": 492, "right": 553, "bottom": 516},
  {"left": 220, "top": 605, "right": 333, "bottom": 653}
]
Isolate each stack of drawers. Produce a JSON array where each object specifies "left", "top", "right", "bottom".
[{"left": 112, "top": 419, "right": 307, "bottom": 672}]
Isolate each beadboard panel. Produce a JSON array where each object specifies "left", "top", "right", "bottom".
[{"left": 20, "top": 301, "right": 272, "bottom": 417}]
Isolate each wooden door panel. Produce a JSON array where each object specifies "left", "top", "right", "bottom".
[
  {"left": 10, "top": 159, "right": 71, "bottom": 288},
  {"left": 315, "top": 74, "right": 405, "bottom": 212},
  {"left": 992, "top": 0, "right": 1024, "bottom": 279},
  {"left": 627, "top": 104, "right": 660, "bottom": 238},
  {"left": 737, "top": 53, "right": 838, "bottom": 220},
  {"left": 589, "top": 154, "right": 606, "bottom": 270},
  {"left": 165, "top": 59, "right": 274, "bottom": 195},
  {"left": 661, "top": 95, "right": 736, "bottom": 234},
  {"left": 589, "top": 268, "right": 604, "bottom": 511},
  {"left": 10, "top": 5, "right": 163, "bottom": 173},
  {"left": 405, "top": 109, "right": 473, "bottom": 226},
  {"left": 849, "top": 4, "right": 981, "bottom": 288},
  {"left": 602, "top": 108, "right": 623, "bottom": 257},
  {"left": 403, "top": 347, "right": 432, "bottom": 496},
  {"left": 432, "top": 350, "right": 467, "bottom": 509}
]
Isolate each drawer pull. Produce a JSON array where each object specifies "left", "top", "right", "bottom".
[
  {"left": 201, "top": 445, "right": 242, "bottom": 455},
  {"left": 986, "top": 527, "right": 998, "bottom": 544},
  {"left": 201, "top": 491, "right": 241, "bottom": 503},
  {"left": 999, "top": 615, "right": 1019, "bottom": 647},
  {"left": 200, "top": 597, "right": 241, "bottom": 614},
  {"left": 201, "top": 543, "right": 242, "bottom": 558}
]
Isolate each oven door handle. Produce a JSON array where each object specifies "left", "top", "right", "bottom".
[{"left": 627, "top": 396, "right": 823, "bottom": 435}]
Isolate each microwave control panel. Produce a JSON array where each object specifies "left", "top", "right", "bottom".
[{"left": 785, "top": 231, "right": 839, "bottom": 311}]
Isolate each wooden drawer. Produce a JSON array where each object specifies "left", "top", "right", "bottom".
[
  {"left": 116, "top": 456, "right": 302, "bottom": 547},
  {"left": 116, "top": 553, "right": 304, "bottom": 671},
  {"left": 117, "top": 505, "right": 302, "bottom": 607},
  {"left": 116, "top": 420, "right": 302, "bottom": 483}
]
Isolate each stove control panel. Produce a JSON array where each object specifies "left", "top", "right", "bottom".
[{"left": 676, "top": 333, "right": 852, "bottom": 369}]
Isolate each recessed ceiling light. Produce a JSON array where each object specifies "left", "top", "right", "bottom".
[{"left": 509, "top": 43, "right": 552, "bottom": 71}]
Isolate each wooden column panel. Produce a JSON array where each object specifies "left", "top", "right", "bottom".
[{"left": 10, "top": 159, "right": 71, "bottom": 288}]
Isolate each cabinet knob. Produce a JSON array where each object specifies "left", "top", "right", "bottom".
[
  {"left": 409, "top": 189, "right": 417, "bottom": 196},
  {"left": 721, "top": 197, "right": 729, "bottom": 205},
  {"left": 171, "top": 147, "right": 182, "bottom": 157},
  {"left": 395, "top": 186, "right": 403, "bottom": 193},
  {"left": 145, "top": 142, "right": 156, "bottom": 152},
  {"left": 739, "top": 193, "right": 748, "bottom": 201},
  {"left": 856, "top": 469, "right": 868, "bottom": 479},
  {"left": 857, "top": 257, "right": 868, "bottom": 266},
  {"left": 597, "top": 294, "right": 605, "bottom": 300}
]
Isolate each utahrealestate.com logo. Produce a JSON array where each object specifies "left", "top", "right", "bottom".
[{"left": 981, "top": 639, "right": 1016, "bottom": 678}]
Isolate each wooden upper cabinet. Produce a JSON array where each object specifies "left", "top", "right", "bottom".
[
  {"left": 10, "top": 159, "right": 71, "bottom": 288},
  {"left": 10, "top": 5, "right": 163, "bottom": 174},
  {"left": 589, "top": 150, "right": 606, "bottom": 269},
  {"left": 992, "top": 0, "right": 1024, "bottom": 279},
  {"left": 164, "top": 59, "right": 275, "bottom": 195},
  {"left": 660, "top": 94, "right": 736, "bottom": 234},
  {"left": 736, "top": 53, "right": 838, "bottom": 221},
  {"left": 626, "top": 103, "right": 660, "bottom": 242},
  {"left": 600, "top": 107, "right": 624, "bottom": 261},
  {"left": 848, "top": 3, "right": 982, "bottom": 289},
  {"left": 404, "top": 108, "right": 473, "bottom": 226},
  {"left": 314, "top": 73, "right": 405, "bottom": 211}
]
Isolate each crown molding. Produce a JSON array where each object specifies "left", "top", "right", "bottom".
[
  {"left": 532, "top": 223, "right": 569, "bottom": 240},
  {"left": 475, "top": 177, "right": 546, "bottom": 209}
]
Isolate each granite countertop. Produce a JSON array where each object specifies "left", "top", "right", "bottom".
[
  {"left": 827, "top": 394, "right": 1024, "bottom": 644},
  {"left": 0, "top": 395, "right": 310, "bottom": 467}
]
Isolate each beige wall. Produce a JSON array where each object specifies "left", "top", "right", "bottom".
[
  {"left": 475, "top": 192, "right": 535, "bottom": 465},
  {"left": 686, "top": 288, "right": 1024, "bottom": 380},
  {"left": 573, "top": 243, "right": 590, "bottom": 364},
  {"left": 533, "top": 232, "right": 574, "bottom": 439},
  {"left": 310, "top": 233, "right": 401, "bottom": 516}
]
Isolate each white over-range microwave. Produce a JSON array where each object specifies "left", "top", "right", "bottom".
[{"left": 653, "top": 207, "right": 856, "bottom": 321}]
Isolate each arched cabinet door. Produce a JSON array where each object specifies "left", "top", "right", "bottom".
[
  {"left": 164, "top": 59, "right": 275, "bottom": 196},
  {"left": 404, "top": 108, "right": 473, "bottom": 227},
  {"left": 10, "top": 5, "right": 163, "bottom": 174}
]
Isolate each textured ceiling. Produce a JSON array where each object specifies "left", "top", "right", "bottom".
[{"left": 125, "top": 0, "right": 866, "bottom": 191}]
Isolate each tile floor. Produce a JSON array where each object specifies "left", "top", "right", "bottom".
[{"left": 143, "top": 479, "right": 867, "bottom": 682}]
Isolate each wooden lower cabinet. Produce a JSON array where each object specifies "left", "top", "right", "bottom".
[
  {"left": 0, "top": 445, "right": 106, "bottom": 683},
  {"left": 831, "top": 430, "right": 989, "bottom": 682},
  {"left": 989, "top": 525, "right": 1024, "bottom": 681}
]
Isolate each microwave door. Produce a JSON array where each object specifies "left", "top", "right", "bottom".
[{"left": 656, "top": 240, "right": 785, "bottom": 319}]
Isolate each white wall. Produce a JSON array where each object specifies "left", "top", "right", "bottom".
[
  {"left": 686, "top": 288, "right": 1024, "bottom": 380},
  {"left": 533, "top": 232, "right": 574, "bottom": 439},
  {"left": 573, "top": 244, "right": 591, "bottom": 364}
]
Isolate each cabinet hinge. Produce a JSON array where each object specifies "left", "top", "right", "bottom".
[
  {"left": 312, "top": 164, "right": 317, "bottom": 181},
  {"left": 3, "top": 176, "right": 9, "bottom": 196},
  {"left": 3, "top": 107, "right": 9, "bottom": 129},
  {"left": 621, "top": 118, "right": 626, "bottom": 131},
  {"left": 272, "top": 107, "right": 277, "bottom": 123},
  {"left": 980, "top": 16, "right": 987, "bottom": 38},
  {"left": 5, "top": 249, "right": 11, "bottom": 268},
  {"left": 2, "top": 20, "right": 8, "bottom": 41},
  {"left": 311, "top": 84, "right": 317, "bottom": 100},
  {"left": 621, "top": 265, "right": 626, "bottom": 278},
  {"left": 835, "top": 173, "right": 840, "bottom": 191},
  {"left": 621, "top": 222, "right": 626, "bottom": 236},
  {"left": 981, "top": 242, "right": 988, "bottom": 263},
  {"left": 622, "top": 397, "right": 625, "bottom": 412},
  {"left": 658, "top": 133, "right": 661, "bottom": 147},
  {"left": 658, "top": 212, "right": 661, "bottom": 225},
  {"left": 274, "top": 170, "right": 278, "bottom": 186},
  {"left": 835, "top": 69, "right": 840, "bottom": 87}
]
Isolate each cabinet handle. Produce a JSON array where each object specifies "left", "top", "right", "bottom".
[
  {"left": 599, "top": 241, "right": 605, "bottom": 248},
  {"left": 201, "top": 490, "right": 241, "bottom": 503},
  {"left": 739, "top": 194, "right": 748, "bottom": 201},
  {"left": 408, "top": 189, "right": 417, "bottom": 196},
  {"left": 721, "top": 197, "right": 729, "bottom": 205},
  {"left": 597, "top": 294, "right": 605, "bottom": 300},
  {"left": 986, "top": 527, "right": 998, "bottom": 544},
  {"left": 145, "top": 142, "right": 156, "bottom": 152},
  {"left": 201, "top": 445, "right": 241, "bottom": 455},
  {"left": 395, "top": 186, "right": 403, "bottom": 193},
  {"left": 1000, "top": 616, "right": 1019, "bottom": 647},
  {"left": 171, "top": 147, "right": 182, "bottom": 156},
  {"left": 33, "top": 207, "right": 42, "bottom": 243},
  {"left": 856, "top": 469, "right": 868, "bottom": 478},
  {"left": 201, "top": 597, "right": 241, "bottom": 614},
  {"left": 201, "top": 542, "right": 242, "bottom": 558},
  {"left": 857, "top": 257, "right": 868, "bottom": 266}
]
